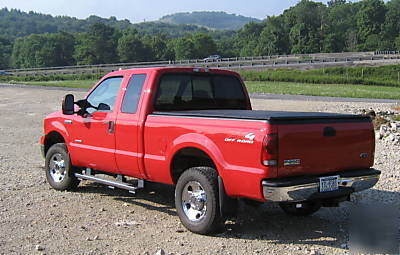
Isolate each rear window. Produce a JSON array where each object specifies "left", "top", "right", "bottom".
[{"left": 154, "top": 73, "right": 247, "bottom": 111}]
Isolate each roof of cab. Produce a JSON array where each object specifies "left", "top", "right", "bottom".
[{"left": 104, "top": 67, "right": 239, "bottom": 77}]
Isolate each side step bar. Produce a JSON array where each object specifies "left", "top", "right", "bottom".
[{"left": 75, "top": 168, "right": 144, "bottom": 194}]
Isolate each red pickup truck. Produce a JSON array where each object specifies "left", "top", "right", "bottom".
[{"left": 41, "top": 67, "right": 380, "bottom": 234}]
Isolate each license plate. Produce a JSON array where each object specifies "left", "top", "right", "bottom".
[{"left": 319, "top": 176, "right": 339, "bottom": 192}]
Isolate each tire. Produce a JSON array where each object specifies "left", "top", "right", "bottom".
[
  {"left": 175, "top": 167, "right": 224, "bottom": 234},
  {"left": 279, "top": 201, "right": 321, "bottom": 216},
  {"left": 45, "top": 143, "right": 80, "bottom": 191}
]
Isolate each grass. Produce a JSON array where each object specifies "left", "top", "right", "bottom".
[
  {"left": 11, "top": 79, "right": 400, "bottom": 99},
  {"left": 12, "top": 80, "right": 97, "bottom": 88},
  {"left": 240, "top": 64, "right": 400, "bottom": 87},
  {"left": 245, "top": 81, "right": 400, "bottom": 100},
  {"left": 2, "top": 64, "right": 400, "bottom": 99}
]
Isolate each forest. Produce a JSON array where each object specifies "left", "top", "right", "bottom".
[{"left": 0, "top": 0, "right": 399, "bottom": 70}]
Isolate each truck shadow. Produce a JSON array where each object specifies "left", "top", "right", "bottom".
[{"left": 77, "top": 182, "right": 399, "bottom": 250}]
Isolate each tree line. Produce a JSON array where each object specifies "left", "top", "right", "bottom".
[{"left": 1, "top": 0, "right": 400, "bottom": 70}]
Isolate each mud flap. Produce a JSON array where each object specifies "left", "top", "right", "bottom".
[{"left": 218, "top": 176, "right": 238, "bottom": 217}]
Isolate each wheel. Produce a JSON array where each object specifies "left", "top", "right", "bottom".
[
  {"left": 45, "top": 143, "right": 80, "bottom": 191},
  {"left": 279, "top": 201, "right": 321, "bottom": 216},
  {"left": 175, "top": 167, "right": 224, "bottom": 234}
]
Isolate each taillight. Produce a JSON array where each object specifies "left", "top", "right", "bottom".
[{"left": 262, "top": 134, "right": 278, "bottom": 166}]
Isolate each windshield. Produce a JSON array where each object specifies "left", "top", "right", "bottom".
[{"left": 154, "top": 73, "right": 248, "bottom": 111}]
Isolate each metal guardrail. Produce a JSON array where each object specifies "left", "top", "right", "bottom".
[{"left": 5, "top": 51, "right": 400, "bottom": 76}]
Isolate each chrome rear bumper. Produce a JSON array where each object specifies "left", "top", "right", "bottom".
[{"left": 262, "top": 168, "right": 380, "bottom": 202}]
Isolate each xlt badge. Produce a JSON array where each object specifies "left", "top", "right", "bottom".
[{"left": 284, "top": 159, "right": 301, "bottom": 166}]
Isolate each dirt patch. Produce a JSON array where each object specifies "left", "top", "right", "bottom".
[{"left": 0, "top": 86, "right": 398, "bottom": 255}]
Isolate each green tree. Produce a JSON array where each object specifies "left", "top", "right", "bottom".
[
  {"left": 236, "top": 22, "right": 265, "bottom": 56},
  {"left": 255, "top": 16, "right": 288, "bottom": 55},
  {"left": 174, "top": 37, "right": 196, "bottom": 60},
  {"left": 396, "top": 35, "right": 400, "bottom": 50},
  {"left": 324, "top": 1, "right": 359, "bottom": 52},
  {"left": 143, "top": 34, "right": 175, "bottom": 61},
  {"left": 0, "top": 36, "right": 13, "bottom": 69},
  {"left": 117, "top": 30, "right": 151, "bottom": 62},
  {"left": 74, "top": 23, "right": 120, "bottom": 65},
  {"left": 327, "top": 0, "right": 347, "bottom": 7},
  {"left": 285, "top": 0, "right": 327, "bottom": 54},
  {"left": 381, "top": 0, "right": 400, "bottom": 48},
  {"left": 10, "top": 32, "right": 75, "bottom": 68},
  {"left": 356, "top": 0, "right": 387, "bottom": 43},
  {"left": 191, "top": 33, "right": 217, "bottom": 59}
]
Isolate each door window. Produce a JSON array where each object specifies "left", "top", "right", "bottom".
[
  {"left": 87, "top": 77, "right": 123, "bottom": 112},
  {"left": 121, "top": 74, "right": 147, "bottom": 114}
]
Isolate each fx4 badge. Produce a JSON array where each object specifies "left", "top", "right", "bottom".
[{"left": 224, "top": 133, "right": 256, "bottom": 144}]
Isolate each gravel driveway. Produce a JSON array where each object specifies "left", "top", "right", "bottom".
[{"left": 0, "top": 86, "right": 398, "bottom": 255}]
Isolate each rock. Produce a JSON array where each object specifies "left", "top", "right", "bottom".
[
  {"left": 375, "top": 132, "right": 382, "bottom": 140},
  {"left": 93, "top": 235, "right": 99, "bottom": 240},
  {"left": 387, "top": 133, "right": 396, "bottom": 142},
  {"left": 340, "top": 243, "right": 348, "bottom": 249},
  {"left": 114, "top": 220, "right": 140, "bottom": 227},
  {"left": 154, "top": 249, "right": 166, "bottom": 255},
  {"left": 366, "top": 110, "right": 376, "bottom": 119},
  {"left": 390, "top": 122, "right": 398, "bottom": 132},
  {"left": 35, "top": 245, "right": 45, "bottom": 251},
  {"left": 309, "top": 249, "right": 322, "bottom": 255},
  {"left": 379, "top": 125, "right": 389, "bottom": 137}
]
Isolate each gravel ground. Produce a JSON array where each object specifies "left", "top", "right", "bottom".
[{"left": 0, "top": 86, "right": 399, "bottom": 255}]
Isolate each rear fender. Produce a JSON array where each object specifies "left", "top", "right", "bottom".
[{"left": 168, "top": 133, "right": 229, "bottom": 179}]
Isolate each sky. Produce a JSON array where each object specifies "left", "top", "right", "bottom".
[{"left": 0, "top": 0, "right": 333, "bottom": 23}]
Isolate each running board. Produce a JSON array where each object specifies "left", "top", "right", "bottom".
[{"left": 75, "top": 169, "right": 144, "bottom": 194}]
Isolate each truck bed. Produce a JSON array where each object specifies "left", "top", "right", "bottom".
[{"left": 153, "top": 110, "right": 370, "bottom": 123}]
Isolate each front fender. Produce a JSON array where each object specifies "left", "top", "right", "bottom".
[{"left": 45, "top": 120, "right": 70, "bottom": 142}]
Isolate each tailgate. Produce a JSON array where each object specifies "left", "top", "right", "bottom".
[{"left": 276, "top": 119, "right": 374, "bottom": 177}]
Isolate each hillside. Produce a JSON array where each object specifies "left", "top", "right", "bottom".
[
  {"left": 159, "top": 11, "right": 261, "bottom": 30},
  {"left": 0, "top": 8, "right": 209, "bottom": 39}
]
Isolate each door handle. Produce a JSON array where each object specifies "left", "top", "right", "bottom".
[{"left": 108, "top": 121, "right": 115, "bottom": 134}]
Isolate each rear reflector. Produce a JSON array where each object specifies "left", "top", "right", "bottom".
[
  {"left": 262, "top": 134, "right": 278, "bottom": 167},
  {"left": 263, "top": 160, "right": 277, "bottom": 166}
]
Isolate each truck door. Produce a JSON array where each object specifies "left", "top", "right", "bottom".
[
  {"left": 115, "top": 74, "right": 147, "bottom": 178},
  {"left": 68, "top": 76, "right": 123, "bottom": 173}
]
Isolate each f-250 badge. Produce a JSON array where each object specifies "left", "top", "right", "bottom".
[{"left": 225, "top": 133, "right": 255, "bottom": 144}]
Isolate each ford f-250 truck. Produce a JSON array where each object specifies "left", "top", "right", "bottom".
[{"left": 41, "top": 67, "right": 380, "bottom": 234}]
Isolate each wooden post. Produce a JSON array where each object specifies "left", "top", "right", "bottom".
[{"left": 362, "top": 68, "right": 364, "bottom": 78}]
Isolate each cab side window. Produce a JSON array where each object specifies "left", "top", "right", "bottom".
[
  {"left": 121, "top": 74, "right": 147, "bottom": 114},
  {"left": 87, "top": 77, "right": 123, "bottom": 112}
]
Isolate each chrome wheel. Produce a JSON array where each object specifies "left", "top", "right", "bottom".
[
  {"left": 181, "top": 181, "right": 207, "bottom": 222},
  {"left": 48, "top": 153, "right": 66, "bottom": 183}
]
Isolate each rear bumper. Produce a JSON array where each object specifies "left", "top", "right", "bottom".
[{"left": 262, "top": 168, "right": 380, "bottom": 202}]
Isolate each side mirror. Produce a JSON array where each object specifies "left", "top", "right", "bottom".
[
  {"left": 62, "top": 94, "right": 75, "bottom": 115},
  {"left": 97, "top": 103, "right": 111, "bottom": 111}
]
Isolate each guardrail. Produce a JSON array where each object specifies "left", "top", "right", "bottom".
[{"left": 5, "top": 51, "right": 400, "bottom": 76}]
